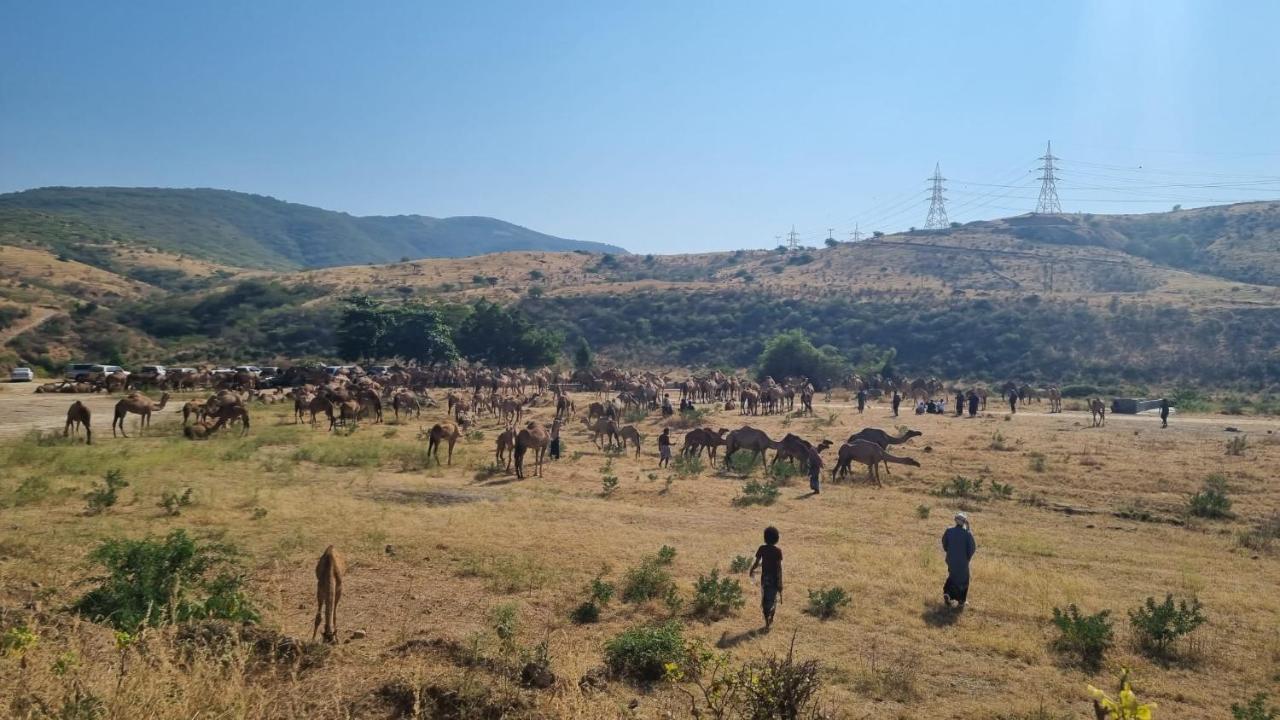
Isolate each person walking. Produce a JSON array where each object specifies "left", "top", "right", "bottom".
[
  {"left": 1160, "top": 398, "right": 1170, "bottom": 428},
  {"left": 749, "top": 526, "right": 784, "bottom": 630},
  {"left": 967, "top": 391, "right": 979, "bottom": 418},
  {"left": 657, "top": 427, "right": 672, "bottom": 468},
  {"left": 857, "top": 388, "right": 867, "bottom": 414},
  {"left": 891, "top": 391, "right": 901, "bottom": 417},
  {"left": 549, "top": 418, "right": 562, "bottom": 460},
  {"left": 942, "top": 512, "right": 976, "bottom": 608},
  {"left": 806, "top": 445, "right": 824, "bottom": 495},
  {"left": 955, "top": 391, "right": 965, "bottom": 417},
  {"left": 1008, "top": 389, "right": 1018, "bottom": 414}
]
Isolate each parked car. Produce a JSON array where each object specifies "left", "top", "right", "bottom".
[
  {"left": 136, "top": 365, "right": 168, "bottom": 381},
  {"left": 259, "top": 366, "right": 280, "bottom": 377},
  {"left": 94, "top": 365, "right": 128, "bottom": 376},
  {"left": 234, "top": 365, "right": 262, "bottom": 376},
  {"left": 66, "top": 362, "right": 98, "bottom": 381},
  {"left": 10, "top": 367, "right": 34, "bottom": 382}
]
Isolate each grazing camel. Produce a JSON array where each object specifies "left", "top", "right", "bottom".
[
  {"left": 196, "top": 403, "right": 252, "bottom": 437},
  {"left": 495, "top": 427, "right": 516, "bottom": 471},
  {"left": 426, "top": 421, "right": 462, "bottom": 466},
  {"left": 514, "top": 421, "right": 550, "bottom": 479},
  {"left": 772, "top": 433, "right": 832, "bottom": 470},
  {"left": 392, "top": 392, "right": 420, "bottom": 421},
  {"left": 312, "top": 545, "right": 344, "bottom": 643},
  {"left": 1089, "top": 398, "right": 1107, "bottom": 427},
  {"left": 832, "top": 440, "right": 921, "bottom": 486},
  {"left": 846, "top": 427, "right": 922, "bottom": 449},
  {"left": 723, "top": 426, "right": 778, "bottom": 467},
  {"left": 617, "top": 425, "right": 643, "bottom": 457},
  {"left": 183, "top": 421, "right": 215, "bottom": 440},
  {"left": 180, "top": 400, "right": 207, "bottom": 426},
  {"left": 308, "top": 395, "right": 335, "bottom": 429},
  {"left": 65, "top": 401, "right": 91, "bottom": 444},
  {"left": 582, "top": 417, "right": 620, "bottom": 449},
  {"left": 112, "top": 392, "right": 171, "bottom": 437},
  {"left": 681, "top": 427, "right": 729, "bottom": 461}
]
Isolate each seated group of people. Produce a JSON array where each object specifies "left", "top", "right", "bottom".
[{"left": 916, "top": 398, "right": 948, "bottom": 415}]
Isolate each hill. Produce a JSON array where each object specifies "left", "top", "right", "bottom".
[{"left": 0, "top": 187, "right": 626, "bottom": 270}]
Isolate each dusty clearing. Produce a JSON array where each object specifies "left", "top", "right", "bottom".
[{"left": 0, "top": 388, "right": 1277, "bottom": 718}]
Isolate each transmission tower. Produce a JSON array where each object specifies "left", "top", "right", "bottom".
[
  {"left": 1035, "top": 141, "right": 1062, "bottom": 214},
  {"left": 848, "top": 223, "right": 862, "bottom": 243},
  {"left": 924, "top": 163, "right": 948, "bottom": 229},
  {"left": 786, "top": 225, "right": 800, "bottom": 251}
]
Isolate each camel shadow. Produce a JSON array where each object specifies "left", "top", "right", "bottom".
[
  {"left": 475, "top": 475, "right": 521, "bottom": 486},
  {"left": 921, "top": 601, "right": 963, "bottom": 627},
  {"left": 795, "top": 491, "right": 819, "bottom": 500},
  {"left": 716, "top": 627, "right": 768, "bottom": 649}
]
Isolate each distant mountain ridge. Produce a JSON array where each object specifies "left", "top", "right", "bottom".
[{"left": 0, "top": 186, "right": 626, "bottom": 269}]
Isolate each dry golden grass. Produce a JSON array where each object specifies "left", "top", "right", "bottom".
[{"left": 1, "top": 393, "right": 1278, "bottom": 718}]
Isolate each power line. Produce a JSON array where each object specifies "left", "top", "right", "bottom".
[
  {"left": 924, "top": 163, "right": 948, "bottom": 229},
  {"left": 1035, "top": 141, "right": 1062, "bottom": 214}
]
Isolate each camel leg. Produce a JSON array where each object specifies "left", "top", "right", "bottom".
[
  {"left": 312, "top": 594, "right": 323, "bottom": 641},
  {"left": 447, "top": 438, "right": 455, "bottom": 466}
]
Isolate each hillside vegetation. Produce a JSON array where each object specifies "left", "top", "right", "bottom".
[{"left": 0, "top": 187, "right": 625, "bottom": 269}]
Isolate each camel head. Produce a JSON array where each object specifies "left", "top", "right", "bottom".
[
  {"left": 902, "top": 430, "right": 923, "bottom": 441},
  {"left": 816, "top": 439, "right": 833, "bottom": 452}
]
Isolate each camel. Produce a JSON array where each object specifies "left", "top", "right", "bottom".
[
  {"left": 312, "top": 545, "right": 344, "bottom": 643},
  {"left": 681, "top": 427, "right": 728, "bottom": 461},
  {"left": 582, "top": 417, "right": 620, "bottom": 449},
  {"left": 112, "top": 392, "right": 171, "bottom": 437},
  {"left": 495, "top": 427, "right": 516, "bottom": 471},
  {"left": 555, "top": 394, "right": 575, "bottom": 419},
  {"left": 308, "top": 395, "right": 335, "bottom": 429},
  {"left": 183, "top": 421, "right": 215, "bottom": 440},
  {"left": 1047, "top": 386, "right": 1063, "bottom": 413},
  {"left": 832, "top": 440, "right": 921, "bottom": 486},
  {"left": 356, "top": 389, "right": 383, "bottom": 423},
  {"left": 1089, "top": 398, "right": 1107, "bottom": 427},
  {"left": 617, "top": 425, "right": 642, "bottom": 458},
  {"left": 723, "top": 426, "right": 778, "bottom": 467},
  {"left": 846, "top": 427, "right": 922, "bottom": 449},
  {"left": 514, "top": 421, "right": 550, "bottom": 479},
  {"left": 201, "top": 402, "right": 252, "bottom": 436},
  {"left": 64, "top": 400, "right": 91, "bottom": 444},
  {"left": 426, "top": 421, "right": 462, "bottom": 466},
  {"left": 181, "top": 400, "right": 206, "bottom": 426},
  {"left": 392, "top": 392, "right": 420, "bottom": 421},
  {"left": 772, "top": 433, "right": 832, "bottom": 470}
]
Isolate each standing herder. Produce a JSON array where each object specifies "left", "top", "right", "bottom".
[
  {"left": 806, "top": 444, "right": 824, "bottom": 495},
  {"left": 967, "top": 391, "right": 979, "bottom": 418},
  {"left": 857, "top": 388, "right": 867, "bottom": 414},
  {"left": 1160, "top": 398, "right": 1170, "bottom": 428},
  {"left": 657, "top": 427, "right": 672, "bottom": 468},
  {"left": 955, "top": 391, "right": 965, "bottom": 417},
  {"left": 891, "top": 391, "right": 902, "bottom": 417},
  {"left": 748, "top": 526, "right": 784, "bottom": 630},
  {"left": 942, "top": 512, "right": 976, "bottom": 608},
  {"left": 1008, "top": 389, "right": 1018, "bottom": 414},
  {"left": 549, "top": 418, "right": 562, "bottom": 460}
]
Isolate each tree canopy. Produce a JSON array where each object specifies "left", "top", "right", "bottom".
[
  {"left": 755, "top": 330, "right": 849, "bottom": 389},
  {"left": 336, "top": 295, "right": 458, "bottom": 364},
  {"left": 454, "top": 299, "right": 562, "bottom": 368}
]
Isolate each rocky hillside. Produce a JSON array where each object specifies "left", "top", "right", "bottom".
[{"left": 0, "top": 187, "right": 626, "bottom": 269}]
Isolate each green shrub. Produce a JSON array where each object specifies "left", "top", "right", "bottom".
[
  {"left": 1128, "top": 593, "right": 1205, "bottom": 658},
  {"left": 10, "top": 476, "right": 52, "bottom": 506},
  {"left": 674, "top": 454, "right": 704, "bottom": 477},
  {"left": 690, "top": 569, "right": 745, "bottom": 621},
  {"left": 1050, "top": 605, "right": 1114, "bottom": 669},
  {"left": 806, "top": 586, "right": 851, "bottom": 620},
  {"left": 1226, "top": 435, "right": 1249, "bottom": 456},
  {"left": 737, "top": 640, "right": 825, "bottom": 718},
  {"left": 159, "top": 488, "right": 194, "bottom": 516},
  {"left": 935, "top": 475, "right": 983, "bottom": 499},
  {"left": 571, "top": 601, "right": 600, "bottom": 624},
  {"left": 601, "top": 473, "right": 619, "bottom": 497},
  {"left": 729, "top": 555, "right": 752, "bottom": 573},
  {"left": 623, "top": 407, "right": 648, "bottom": 424},
  {"left": 768, "top": 459, "right": 801, "bottom": 484},
  {"left": 622, "top": 554, "right": 678, "bottom": 606},
  {"left": 72, "top": 529, "right": 258, "bottom": 632},
  {"left": 489, "top": 603, "right": 519, "bottom": 651},
  {"left": 725, "top": 452, "right": 760, "bottom": 476},
  {"left": 1236, "top": 513, "right": 1280, "bottom": 553},
  {"left": 733, "top": 479, "right": 780, "bottom": 506},
  {"left": 1, "top": 624, "right": 37, "bottom": 657},
  {"left": 1232, "top": 693, "right": 1279, "bottom": 720},
  {"left": 915, "top": 504, "right": 931, "bottom": 520},
  {"left": 1188, "top": 474, "right": 1234, "bottom": 519},
  {"left": 84, "top": 469, "right": 127, "bottom": 515},
  {"left": 656, "top": 545, "right": 677, "bottom": 565},
  {"left": 604, "top": 621, "right": 685, "bottom": 682},
  {"left": 990, "top": 480, "right": 1015, "bottom": 499}
]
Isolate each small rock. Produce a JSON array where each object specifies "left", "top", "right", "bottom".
[
  {"left": 30, "top": 580, "right": 40, "bottom": 588},
  {"left": 351, "top": 629, "right": 367, "bottom": 640},
  {"left": 1252, "top": 555, "right": 1261, "bottom": 560},
  {"left": 384, "top": 545, "right": 396, "bottom": 556},
  {"left": 1085, "top": 524, "right": 1095, "bottom": 529},
  {"left": 628, "top": 698, "right": 640, "bottom": 710}
]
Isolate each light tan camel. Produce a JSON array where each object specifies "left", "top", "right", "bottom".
[
  {"left": 515, "top": 421, "right": 550, "bottom": 479},
  {"left": 426, "top": 421, "right": 462, "bottom": 466},
  {"left": 112, "top": 392, "right": 170, "bottom": 437},
  {"left": 495, "top": 427, "right": 516, "bottom": 471},
  {"left": 308, "top": 395, "right": 334, "bottom": 429},
  {"left": 183, "top": 421, "right": 215, "bottom": 440},
  {"left": 1048, "top": 386, "right": 1062, "bottom": 413},
  {"left": 832, "top": 440, "right": 921, "bottom": 486},
  {"left": 181, "top": 400, "right": 206, "bottom": 426},
  {"left": 199, "top": 402, "right": 252, "bottom": 437},
  {"left": 617, "top": 425, "right": 642, "bottom": 457},
  {"left": 723, "top": 426, "right": 778, "bottom": 467},
  {"left": 65, "top": 400, "right": 91, "bottom": 444},
  {"left": 582, "top": 417, "right": 620, "bottom": 449},
  {"left": 392, "top": 392, "right": 420, "bottom": 421},
  {"left": 1089, "top": 398, "right": 1107, "bottom": 427},
  {"left": 846, "top": 427, "right": 922, "bottom": 448},
  {"left": 312, "top": 545, "right": 344, "bottom": 643}
]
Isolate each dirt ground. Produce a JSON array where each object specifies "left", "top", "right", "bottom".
[{"left": 0, "top": 386, "right": 1277, "bottom": 719}]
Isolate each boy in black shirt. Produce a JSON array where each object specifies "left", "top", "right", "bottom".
[{"left": 749, "top": 526, "right": 783, "bottom": 629}]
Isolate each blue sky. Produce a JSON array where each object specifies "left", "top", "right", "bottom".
[{"left": 3, "top": 1, "right": 1279, "bottom": 253}]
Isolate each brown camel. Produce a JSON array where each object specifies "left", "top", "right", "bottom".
[
  {"left": 308, "top": 395, "right": 335, "bottom": 429},
  {"left": 181, "top": 400, "right": 206, "bottom": 426},
  {"left": 426, "top": 421, "right": 462, "bottom": 466},
  {"left": 495, "top": 427, "right": 516, "bottom": 471},
  {"left": 514, "top": 421, "right": 550, "bottom": 479},
  {"left": 112, "top": 392, "right": 171, "bottom": 437},
  {"left": 582, "top": 417, "right": 620, "bottom": 449},
  {"left": 846, "top": 427, "right": 922, "bottom": 449},
  {"left": 681, "top": 427, "right": 729, "bottom": 461},
  {"left": 200, "top": 402, "right": 252, "bottom": 436},
  {"left": 832, "top": 440, "right": 920, "bottom": 486},
  {"left": 65, "top": 400, "right": 91, "bottom": 444},
  {"left": 392, "top": 392, "right": 420, "bottom": 421},
  {"left": 183, "top": 421, "right": 215, "bottom": 440},
  {"left": 312, "top": 545, "right": 344, "bottom": 643},
  {"left": 617, "top": 424, "right": 643, "bottom": 457},
  {"left": 772, "top": 433, "right": 832, "bottom": 470},
  {"left": 1047, "top": 386, "right": 1063, "bottom": 413},
  {"left": 723, "top": 426, "right": 778, "bottom": 467},
  {"left": 1089, "top": 398, "right": 1107, "bottom": 427}
]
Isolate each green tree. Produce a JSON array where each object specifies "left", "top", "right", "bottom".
[
  {"left": 574, "top": 337, "right": 594, "bottom": 370},
  {"left": 455, "top": 299, "right": 561, "bottom": 368},
  {"left": 756, "top": 330, "right": 848, "bottom": 389},
  {"left": 336, "top": 294, "right": 458, "bottom": 364}
]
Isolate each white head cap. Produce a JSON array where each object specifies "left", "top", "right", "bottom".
[{"left": 954, "top": 512, "right": 968, "bottom": 524}]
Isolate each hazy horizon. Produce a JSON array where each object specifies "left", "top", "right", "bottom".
[{"left": 3, "top": 1, "right": 1279, "bottom": 253}]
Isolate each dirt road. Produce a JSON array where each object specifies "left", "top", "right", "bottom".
[{"left": 0, "top": 305, "right": 63, "bottom": 346}]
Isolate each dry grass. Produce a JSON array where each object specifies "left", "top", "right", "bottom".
[{"left": 0, "top": 393, "right": 1278, "bottom": 718}]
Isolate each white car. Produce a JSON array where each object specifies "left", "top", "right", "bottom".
[{"left": 10, "top": 367, "right": 34, "bottom": 382}]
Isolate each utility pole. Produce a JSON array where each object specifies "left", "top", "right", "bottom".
[
  {"left": 826, "top": 228, "right": 835, "bottom": 244},
  {"left": 848, "top": 224, "right": 862, "bottom": 243},
  {"left": 1035, "top": 141, "right": 1062, "bottom": 214},
  {"left": 786, "top": 225, "right": 800, "bottom": 251},
  {"left": 924, "top": 163, "right": 948, "bottom": 229},
  {"left": 774, "top": 234, "right": 783, "bottom": 248}
]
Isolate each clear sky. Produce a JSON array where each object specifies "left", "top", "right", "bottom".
[{"left": 3, "top": 1, "right": 1279, "bottom": 253}]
